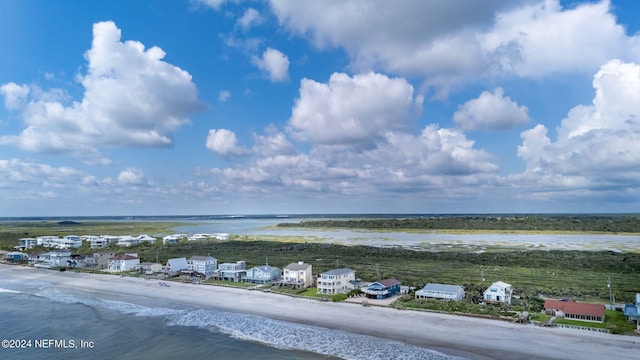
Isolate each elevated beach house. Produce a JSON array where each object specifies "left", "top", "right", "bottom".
[
  {"left": 245, "top": 265, "right": 282, "bottom": 284},
  {"left": 187, "top": 256, "right": 218, "bottom": 278},
  {"left": 283, "top": 261, "right": 313, "bottom": 288},
  {"left": 544, "top": 299, "right": 605, "bottom": 323},
  {"left": 138, "top": 262, "right": 163, "bottom": 274},
  {"left": 32, "top": 250, "right": 71, "bottom": 268},
  {"left": 4, "top": 251, "right": 28, "bottom": 262},
  {"left": 108, "top": 254, "right": 140, "bottom": 272},
  {"left": 317, "top": 268, "right": 356, "bottom": 295},
  {"left": 18, "top": 238, "right": 37, "bottom": 250},
  {"left": 217, "top": 260, "right": 247, "bottom": 282},
  {"left": 483, "top": 281, "right": 513, "bottom": 305},
  {"left": 362, "top": 278, "right": 401, "bottom": 299},
  {"left": 624, "top": 293, "right": 640, "bottom": 330},
  {"left": 415, "top": 283, "right": 465, "bottom": 301},
  {"left": 166, "top": 257, "right": 189, "bottom": 274}
]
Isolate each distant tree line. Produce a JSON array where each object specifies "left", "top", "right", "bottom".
[{"left": 276, "top": 215, "right": 640, "bottom": 233}]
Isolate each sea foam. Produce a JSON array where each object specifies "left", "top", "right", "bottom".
[{"left": 12, "top": 280, "right": 463, "bottom": 360}]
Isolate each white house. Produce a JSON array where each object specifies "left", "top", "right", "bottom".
[
  {"left": 166, "top": 257, "right": 188, "bottom": 274},
  {"left": 163, "top": 234, "right": 185, "bottom": 244},
  {"left": 33, "top": 250, "right": 72, "bottom": 268},
  {"left": 138, "top": 262, "right": 163, "bottom": 274},
  {"left": 187, "top": 256, "right": 217, "bottom": 278},
  {"left": 108, "top": 254, "right": 140, "bottom": 272},
  {"left": 283, "top": 261, "right": 313, "bottom": 288},
  {"left": 187, "top": 234, "right": 211, "bottom": 241},
  {"left": 115, "top": 235, "right": 156, "bottom": 247},
  {"left": 36, "top": 236, "right": 60, "bottom": 247},
  {"left": 213, "top": 233, "right": 229, "bottom": 240},
  {"left": 317, "top": 268, "right": 356, "bottom": 295},
  {"left": 483, "top": 281, "right": 513, "bottom": 305},
  {"left": 415, "top": 283, "right": 465, "bottom": 301},
  {"left": 57, "top": 236, "right": 82, "bottom": 249},
  {"left": 18, "top": 238, "right": 37, "bottom": 249}
]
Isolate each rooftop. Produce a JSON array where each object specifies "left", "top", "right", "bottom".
[
  {"left": 321, "top": 268, "right": 354, "bottom": 276},
  {"left": 544, "top": 300, "right": 605, "bottom": 318}
]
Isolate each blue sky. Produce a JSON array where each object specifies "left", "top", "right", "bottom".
[{"left": 1, "top": 0, "right": 640, "bottom": 216}]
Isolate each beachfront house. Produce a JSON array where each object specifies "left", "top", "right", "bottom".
[
  {"left": 166, "top": 257, "right": 188, "bottom": 274},
  {"left": 138, "top": 262, "right": 163, "bottom": 274},
  {"left": 624, "top": 293, "right": 640, "bottom": 330},
  {"left": 361, "top": 278, "right": 401, "bottom": 299},
  {"left": 544, "top": 299, "right": 605, "bottom": 323},
  {"left": 415, "top": 283, "right": 465, "bottom": 301},
  {"left": 245, "top": 265, "right": 282, "bottom": 284},
  {"left": 4, "top": 251, "right": 28, "bottom": 262},
  {"left": 108, "top": 254, "right": 140, "bottom": 272},
  {"left": 91, "top": 251, "right": 115, "bottom": 269},
  {"left": 317, "top": 268, "right": 356, "bottom": 295},
  {"left": 283, "top": 261, "right": 313, "bottom": 288},
  {"left": 217, "top": 261, "right": 246, "bottom": 282},
  {"left": 187, "top": 256, "right": 218, "bottom": 278},
  {"left": 483, "top": 281, "right": 513, "bottom": 305},
  {"left": 32, "top": 250, "right": 71, "bottom": 268}
]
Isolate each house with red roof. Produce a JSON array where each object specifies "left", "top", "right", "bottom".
[{"left": 543, "top": 299, "right": 605, "bottom": 323}]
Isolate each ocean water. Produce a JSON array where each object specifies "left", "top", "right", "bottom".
[{"left": 0, "top": 276, "right": 459, "bottom": 360}]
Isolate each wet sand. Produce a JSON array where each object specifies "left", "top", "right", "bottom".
[{"left": 2, "top": 264, "right": 638, "bottom": 360}]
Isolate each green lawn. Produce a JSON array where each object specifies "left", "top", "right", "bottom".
[{"left": 532, "top": 310, "right": 635, "bottom": 334}]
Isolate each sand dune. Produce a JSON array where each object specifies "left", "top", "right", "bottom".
[{"left": 2, "top": 264, "right": 638, "bottom": 360}]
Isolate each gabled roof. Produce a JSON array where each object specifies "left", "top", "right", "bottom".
[
  {"left": 488, "top": 281, "right": 511, "bottom": 289},
  {"left": 378, "top": 278, "right": 401, "bottom": 287},
  {"left": 110, "top": 254, "right": 138, "bottom": 261},
  {"left": 420, "top": 283, "right": 464, "bottom": 293},
  {"left": 544, "top": 300, "right": 605, "bottom": 318},
  {"left": 624, "top": 304, "right": 639, "bottom": 317},
  {"left": 188, "top": 256, "right": 217, "bottom": 261},
  {"left": 285, "top": 262, "right": 311, "bottom": 271},
  {"left": 321, "top": 268, "right": 354, "bottom": 276},
  {"left": 254, "top": 265, "right": 280, "bottom": 272}
]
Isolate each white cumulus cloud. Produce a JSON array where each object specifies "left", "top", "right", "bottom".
[
  {"left": 118, "top": 168, "right": 147, "bottom": 186},
  {"left": 0, "top": 21, "right": 202, "bottom": 157},
  {"left": 206, "top": 129, "right": 248, "bottom": 156},
  {"left": 515, "top": 59, "right": 640, "bottom": 197},
  {"left": 0, "top": 82, "right": 30, "bottom": 110},
  {"left": 453, "top": 87, "right": 530, "bottom": 131},
  {"left": 270, "top": 0, "right": 640, "bottom": 91},
  {"left": 287, "top": 72, "right": 422, "bottom": 147},
  {"left": 251, "top": 47, "right": 290, "bottom": 82}
]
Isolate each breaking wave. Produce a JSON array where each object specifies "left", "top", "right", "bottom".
[{"left": 6, "top": 280, "right": 463, "bottom": 360}]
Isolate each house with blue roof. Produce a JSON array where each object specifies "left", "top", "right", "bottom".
[
  {"left": 361, "top": 278, "right": 401, "bottom": 299},
  {"left": 624, "top": 293, "right": 640, "bottom": 330},
  {"left": 317, "top": 268, "right": 356, "bottom": 295},
  {"left": 245, "top": 264, "right": 282, "bottom": 284},
  {"left": 415, "top": 283, "right": 465, "bottom": 301}
]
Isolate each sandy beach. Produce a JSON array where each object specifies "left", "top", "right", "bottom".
[{"left": 2, "top": 264, "right": 638, "bottom": 360}]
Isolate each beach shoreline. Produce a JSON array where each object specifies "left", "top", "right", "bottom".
[{"left": 2, "top": 264, "right": 638, "bottom": 360}]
